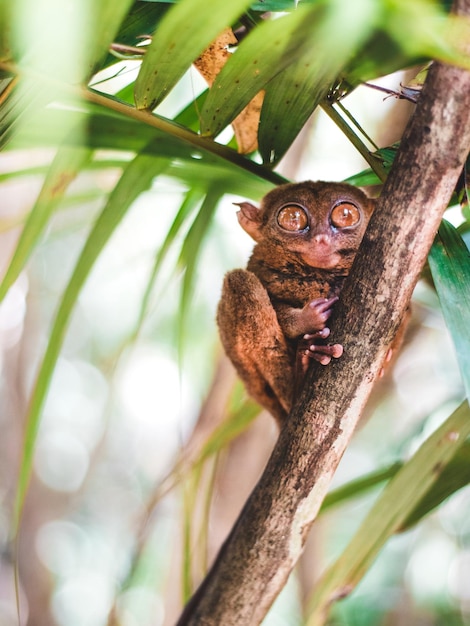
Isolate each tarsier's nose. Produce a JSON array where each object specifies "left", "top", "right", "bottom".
[{"left": 312, "top": 233, "right": 331, "bottom": 246}]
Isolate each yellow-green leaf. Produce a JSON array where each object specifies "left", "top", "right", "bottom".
[
  {"left": 13, "top": 150, "right": 166, "bottom": 531},
  {"left": 0, "top": 142, "right": 92, "bottom": 303},
  {"left": 306, "top": 401, "right": 470, "bottom": 625}
]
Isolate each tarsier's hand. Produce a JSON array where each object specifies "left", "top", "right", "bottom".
[
  {"left": 294, "top": 296, "right": 342, "bottom": 374},
  {"left": 298, "top": 296, "right": 339, "bottom": 334}
]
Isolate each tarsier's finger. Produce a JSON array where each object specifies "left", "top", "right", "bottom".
[
  {"left": 310, "top": 353, "right": 332, "bottom": 365},
  {"left": 310, "top": 295, "right": 339, "bottom": 312},
  {"left": 299, "top": 350, "right": 331, "bottom": 368},
  {"left": 303, "top": 327, "right": 330, "bottom": 340},
  {"left": 307, "top": 343, "right": 343, "bottom": 360}
]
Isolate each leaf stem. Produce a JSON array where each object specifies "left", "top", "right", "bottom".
[
  {"left": 321, "top": 99, "right": 388, "bottom": 183},
  {"left": 0, "top": 60, "right": 286, "bottom": 187},
  {"left": 336, "top": 99, "right": 379, "bottom": 151},
  {"left": 83, "top": 88, "right": 287, "bottom": 185}
]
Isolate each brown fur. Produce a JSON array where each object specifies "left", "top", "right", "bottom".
[{"left": 217, "top": 181, "right": 376, "bottom": 424}]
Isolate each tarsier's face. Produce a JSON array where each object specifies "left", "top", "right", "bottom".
[{"left": 238, "top": 181, "right": 375, "bottom": 270}]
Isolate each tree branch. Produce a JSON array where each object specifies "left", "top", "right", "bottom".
[{"left": 177, "top": 7, "right": 470, "bottom": 625}]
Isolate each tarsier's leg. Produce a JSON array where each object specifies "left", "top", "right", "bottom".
[{"left": 217, "top": 269, "right": 294, "bottom": 423}]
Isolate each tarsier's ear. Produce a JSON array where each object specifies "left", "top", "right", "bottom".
[{"left": 234, "top": 201, "right": 263, "bottom": 242}]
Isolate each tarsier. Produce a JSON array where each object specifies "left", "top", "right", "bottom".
[{"left": 217, "top": 181, "right": 376, "bottom": 425}]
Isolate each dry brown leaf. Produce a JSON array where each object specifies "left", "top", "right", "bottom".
[{"left": 194, "top": 28, "right": 264, "bottom": 154}]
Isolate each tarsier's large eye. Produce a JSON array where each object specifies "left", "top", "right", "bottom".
[
  {"left": 330, "top": 202, "right": 361, "bottom": 228},
  {"left": 277, "top": 204, "right": 309, "bottom": 232}
]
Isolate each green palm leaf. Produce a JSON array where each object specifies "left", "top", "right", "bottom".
[
  {"left": 13, "top": 150, "right": 166, "bottom": 529},
  {"left": 258, "top": 0, "right": 378, "bottom": 164},
  {"left": 429, "top": 220, "right": 470, "bottom": 398},
  {"left": 134, "top": 0, "right": 253, "bottom": 110},
  {"left": 306, "top": 400, "right": 470, "bottom": 625},
  {"left": 0, "top": 142, "right": 92, "bottom": 302}
]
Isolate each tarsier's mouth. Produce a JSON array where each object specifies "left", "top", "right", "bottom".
[{"left": 300, "top": 250, "right": 342, "bottom": 270}]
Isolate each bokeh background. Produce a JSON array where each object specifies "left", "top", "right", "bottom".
[{"left": 1, "top": 1, "right": 469, "bottom": 625}]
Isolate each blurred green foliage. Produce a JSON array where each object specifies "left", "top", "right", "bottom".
[{"left": 0, "top": 1, "right": 469, "bottom": 625}]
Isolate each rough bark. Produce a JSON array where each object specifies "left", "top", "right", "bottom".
[{"left": 177, "top": 8, "right": 470, "bottom": 626}]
